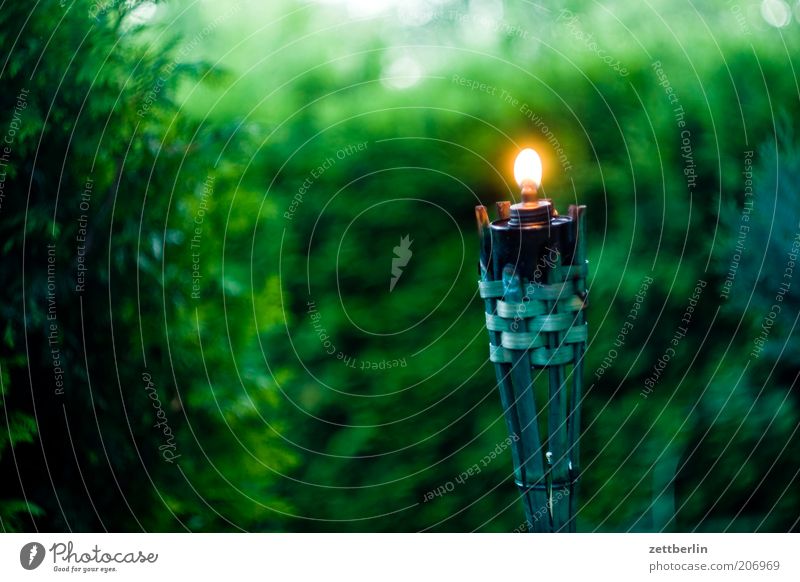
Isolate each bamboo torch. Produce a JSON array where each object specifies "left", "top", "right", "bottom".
[{"left": 475, "top": 148, "right": 588, "bottom": 532}]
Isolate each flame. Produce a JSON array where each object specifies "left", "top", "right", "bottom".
[{"left": 514, "top": 148, "right": 543, "bottom": 188}]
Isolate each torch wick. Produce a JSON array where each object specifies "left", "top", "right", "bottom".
[{"left": 520, "top": 179, "right": 538, "bottom": 206}]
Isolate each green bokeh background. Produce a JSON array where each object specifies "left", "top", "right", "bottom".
[{"left": 1, "top": 0, "right": 798, "bottom": 532}]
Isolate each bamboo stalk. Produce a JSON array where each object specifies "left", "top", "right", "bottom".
[
  {"left": 475, "top": 206, "right": 524, "bottom": 489},
  {"left": 502, "top": 266, "right": 550, "bottom": 532},
  {"left": 566, "top": 204, "right": 587, "bottom": 533}
]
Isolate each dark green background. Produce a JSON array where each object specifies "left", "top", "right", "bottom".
[{"left": 1, "top": 0, "right": 798, "bottom": 532}]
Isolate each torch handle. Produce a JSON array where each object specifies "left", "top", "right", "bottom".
[
  {"left": 502, "top": 267, "right": 550, "bottom": 533},
  {"left": 566, "top": 204, "right": 588, "bottom": 533},
  {"left": 546, "top": 263, "right": 571, "bottom": 532},
  {"left": 475, "top": 206, "right": 524, "bottom": 486}
]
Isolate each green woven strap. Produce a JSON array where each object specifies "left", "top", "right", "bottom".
[
  {"left": 517, "top": 282, "right": 573, "bottom": 301},
  {"left": 495, "top": 300, "right": 545, "bottom": 319},
  {"left": 485, "top": 312, "right": 513, "bottom": 332},
  {"left": 502, "top": 323, "right": 587, "bottom": 349},
  {"left": 488, "top": 324, "right": 588, "bottom": 365},
  {"left": 490, "top": 344, "right": 576, "bottom": 366},
  {"left": 500, "top": 331, "right": 546, "bottom": 350},
  {"left": 496, "top": 296, "right": 583, "bottom": 319},
  {"left": 479, "top": 280, "right": 505, "bottom": 299},
  {"left": 479, "top": 272, "right": 587, "bottom": 367},
  {"left": 531, "top": 345, "right": 574, "bottom": 366},
  {"left": 527, "top": 312, "right": 575, "bottom": 333},
  {"left": 478, "top": 267, "right": 586, "bottom": 299}
]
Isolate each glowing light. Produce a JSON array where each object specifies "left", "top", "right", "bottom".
[
  {"left": 761, "top": 0, "right": 792, "bottom": 27},
  {"left": 514, "top": 148, "right": 543, "bottom": 188},
  {"left": 381, "top": 56, "right": 422, "bottom": 90},
  {"left": 398, "top": 1, "right": 435, "bottom": 27},
  {"left": 126, "top": 1, "right": 158, "bottom": 25},
  {"left": 344, "top": 0, "right": 395, "bottom": 17}
]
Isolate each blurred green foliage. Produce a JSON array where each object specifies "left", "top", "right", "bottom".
[{"left": 1, "top": 0, "right": 798, "bottom": 532}]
